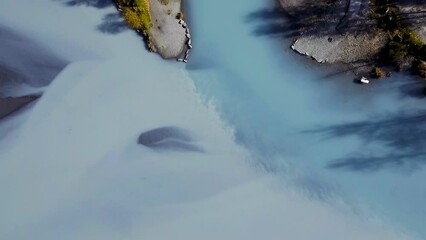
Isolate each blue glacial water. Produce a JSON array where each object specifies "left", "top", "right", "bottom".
[{"left": 186, "top": 0, "right": 426, "bottom": 238}]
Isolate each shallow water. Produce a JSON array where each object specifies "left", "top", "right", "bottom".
[{"left": 187, "top": 0, "right": 426, "bottom": 238}]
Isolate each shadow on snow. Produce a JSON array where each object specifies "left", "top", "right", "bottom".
[
  {"left": 306, "top": 110, "right": 426, "bottom": 172},
  {"left": 57, "top": 0, "right": 113, "bottom": 8},
  {"left": 55, "top": 0, "right": 129, "bottom": 35},
  {"left": 244, "top": 0, "right": 374, "bottom": 39}
]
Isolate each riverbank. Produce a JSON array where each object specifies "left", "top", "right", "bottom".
[
  {"left": 280, "top": 0, "right": 426, "bottom": 79},
  {"left": 115, "top": 0, "right": 189, "bottom": 60},
  {"left": 281, "top": 0, "right": 386, "bottom": 75}
]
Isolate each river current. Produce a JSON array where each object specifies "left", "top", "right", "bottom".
[{"left": 187, "top": 0, "right": 426, "bottom": 238}]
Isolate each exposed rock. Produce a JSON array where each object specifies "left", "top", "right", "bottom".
[
  {"left": 149, "top": 0, "right": 188, "bottom": 59},
  {"left": 0, "top": 96, "right": 38, "bottom": 119},
  {"left": 360, "top": 76, "right": 369, "bottom": 84}
]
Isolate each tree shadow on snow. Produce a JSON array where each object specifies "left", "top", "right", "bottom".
[
  {"left": 97, "top": 12, "right": 128, "bottom": 34},
  {"left": 245, "top": 0, "right": 374, "bottom": 39},
  {"left": 55, "top": 0, "right": 129, "bottom": 35},
  {"left": 58, "top": 0, "right": 113, "bottom": 8},
  {"left": 306, "top": 110, "right": 426, "bottom": 172}
]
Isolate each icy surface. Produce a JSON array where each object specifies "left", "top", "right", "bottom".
[{"left": 0, "top": 0, "right": 422, "bottom": 239}]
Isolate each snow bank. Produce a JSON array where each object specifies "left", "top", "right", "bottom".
[{"left": 0, "top": 0, "right": 414, "bottom": 239}]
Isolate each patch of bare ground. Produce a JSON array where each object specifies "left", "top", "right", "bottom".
[
  {"left": 149, "top": 0, "right": 187, "bottom": 59},
  {"left": 292, "top": 32, "right": 387, "bottom": 64},
  {"left": 279, "top": 0, "right": 388, "bottom": 75}
]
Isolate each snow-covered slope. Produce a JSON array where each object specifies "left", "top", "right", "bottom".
[{"left": 0, "top": 1, "right": 415, "bottom": 239}]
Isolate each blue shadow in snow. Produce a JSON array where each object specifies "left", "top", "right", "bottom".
[
  {"left": 55, "top": 0, "right": 129, "bottom": 35},
  {"left": 138, "top": 127, "right": 204, "bottom": 153},
  {"left": 307, "top": 110, "right": 426, "bottom": 172}
]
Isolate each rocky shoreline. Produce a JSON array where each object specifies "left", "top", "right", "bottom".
[
  {"left": 280, "top": 0, "right": 426, "bottom": 79},
  {"left": 176, "top": 18, "right": 192, "bottom": 63},
  {"left": 149, "top": 0, "right": 189, "bottom": 60},
  {"left": 116, "top": 0, "right": 190, "bottom": 61},
  {"left": 281, "top": 0, "right": 386, "bottom": 74}
]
